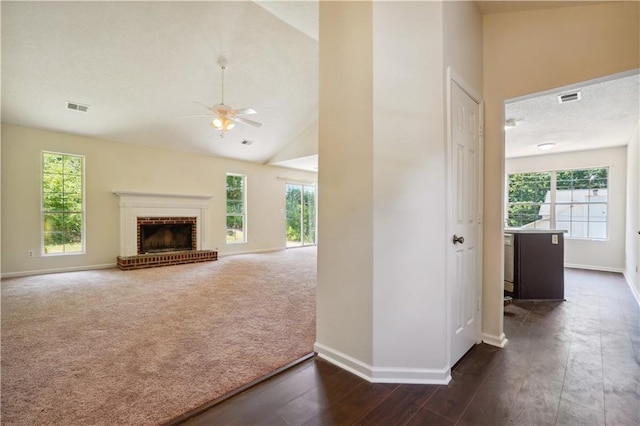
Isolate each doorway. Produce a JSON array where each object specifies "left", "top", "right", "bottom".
[
  {"left": 503, "top": 71, "right": 638, "bottom": 273},
  {"left": 286, "top": 183, "right": 316, "bottom": 248}
]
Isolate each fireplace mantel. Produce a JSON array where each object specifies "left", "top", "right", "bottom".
[{"left": 113, "top": 191, "right": 214, "bottom": 257}]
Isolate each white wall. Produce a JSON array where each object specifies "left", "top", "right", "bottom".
[
  {"left": 372, "top": 0, "right": 446, "bottom": 372},
  {"left": 625, "top": 122, "right": 640, "bottom": 301},
  {"left": 1, "top": 124, "right": 317, "bottom": 277},
  {"left": 506, "top": 147, "right": 627, "bottom": 272},
  {"left": 316, "top": 0, "right": 481, "bottom": 383},
  {"left": 316, "top": 0, "right": 375, "bottom": 368}
]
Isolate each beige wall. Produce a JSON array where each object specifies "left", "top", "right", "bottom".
[
  {"left": 483, "top": 1, "right": 639, "bottom": 340},
  {"left": 444, "top": 0, "right": 483, "bottom": 93},
  {"left": 506, "top": 146, "right": 628, "bottom": 271},
  {"left": 317, "top": 0, "right": 375, "bottom": 367},
  {"left": 625, "top": 122, "right": 640, "bottom": 300},
  {"left": 1, "top": 124, "right": 317, "bottom": 276}
]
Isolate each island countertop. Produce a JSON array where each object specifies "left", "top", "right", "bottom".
[{"left": 504, "top": 228, "right": 568, "bottom": 234}]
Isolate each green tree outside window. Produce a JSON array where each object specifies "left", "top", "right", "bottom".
[
  {"left": 226, "top": 174, "right": 246, "bottom": 243},
  {"left": 507, "top": 167, "right": 608, "bottom": 238},
  {"left": 42, "top": 152, "right": 84, "bottom": 254}
]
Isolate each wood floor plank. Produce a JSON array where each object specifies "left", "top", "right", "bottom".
[
  {"left": 508, "top": 378, "right": 563, "bottom": 425},
  {"left": 405, "top": 407, "right": 455, "bottom": 426},
  {"left": 355, "top": 384, "right": 438, "bottom": 425},
  {"left": 455, "top": 367, "right": 527, "bottom": 426},
  {"left": 604, "top": 389, "right": 640, "bottom": 426},
  {"left": 274, "top": 367, "right": 366, "bottom": 424},
  {"left": 556, "top": 396, "right": 605, "bottom": 426},
  {"left": 423, "top": 345, "right": 501, "bottom": 422},
  {"left": 182, "top": 359, "right": 336, "bottom": 425},
  {"left": 301, "top": 382, "right": 397, "bottom": 426}
]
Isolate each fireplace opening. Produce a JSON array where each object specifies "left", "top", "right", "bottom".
[{"left": 139, "top": 221, "right": 195, "bottom": 254}]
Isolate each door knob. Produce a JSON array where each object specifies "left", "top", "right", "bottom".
[{"left": 452, "top": 235, "right": 465, "bottom": 245}]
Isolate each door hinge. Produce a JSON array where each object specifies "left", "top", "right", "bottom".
[
  {"left": 477, "top": 297, "right": 481, "bottom": 311},
  {"left": 478, "top": 124, "right": 484, "bottom": 137}
]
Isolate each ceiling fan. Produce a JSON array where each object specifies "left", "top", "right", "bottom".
[{"left": 192, "top": 60, "right": 262, "bottom": 136}]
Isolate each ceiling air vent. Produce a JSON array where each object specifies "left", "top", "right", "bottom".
[
  {"left": 557, "top": 91, "right": 581, "bottom": 104},
  {"left": 66, "top": 101, "right": 89, "bottom": 112}
]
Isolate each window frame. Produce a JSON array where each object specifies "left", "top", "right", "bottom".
[
  {"left": 225, "top": 173, "right": 247, "bottom": 244},
  {"left": 41, "top": 151, "right": 86, "bottom": 255},
  {"left": 507, "top": 166, "right": 609, "bottom": 240},
  {"left": 506, "top": 171, "right": 552, "bottom": 231},
  {"left": 285, "top": 182, "right": 317, "bottom": 248}
]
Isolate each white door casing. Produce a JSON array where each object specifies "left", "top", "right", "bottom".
[{"left": 447, "top": 69, "right": 483, "bottom": 367}]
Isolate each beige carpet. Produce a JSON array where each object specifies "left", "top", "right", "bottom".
[{"left": 1, "top": 247, "right": 316, "bottom": 425}]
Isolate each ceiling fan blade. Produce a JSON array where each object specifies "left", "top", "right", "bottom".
[
  {"left": 232, "top": 108, "right": 257, "bottom": 116},
  {"left": 232, "top": 116, "right": 262, "bottom": 127}
]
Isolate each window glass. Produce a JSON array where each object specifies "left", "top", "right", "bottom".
[
  {"left": 42, "top": 152, "right": 85, "bottom": 254},
  {"left": 507, "top": 172, "right": 551, "bottom": 229},
  {"left": 226, "top": 174, "right": 246, "bottom": 243},
  {"left": 508, "top": 167, "right": 608, "bottom": 239}
]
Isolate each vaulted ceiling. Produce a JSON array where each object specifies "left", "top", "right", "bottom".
[
  {"left": 2, "top": 1, "right": 637, "bottom": 170},
  {"left": 1, "top": 1, "right": 318, "bottom": 167}
]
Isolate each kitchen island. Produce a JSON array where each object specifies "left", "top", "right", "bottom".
[{"left": 504, "top": 229, "right": 567, "bottom": 300}]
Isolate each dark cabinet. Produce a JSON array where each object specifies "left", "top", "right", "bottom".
[{"left": 505, "top": 232, "right": 565, "bottom": 300}]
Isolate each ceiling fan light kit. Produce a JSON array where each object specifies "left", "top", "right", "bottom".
[
  {"left": 192, "top": 60, "right": 262, "bottom": 138},
  {"left": 212, "top": 116, "right": 235, "bottom": 131}
]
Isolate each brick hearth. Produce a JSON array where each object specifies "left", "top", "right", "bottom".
[{"left": 117, "top": 250, "right": 217, "bottom": 270}]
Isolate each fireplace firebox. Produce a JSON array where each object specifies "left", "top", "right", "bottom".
[
  {"left": 137, "top": 217, "right": 197, "bottom": 254},
  {"left": 139, "top": 224, "right": 193, "bottom": 253}
]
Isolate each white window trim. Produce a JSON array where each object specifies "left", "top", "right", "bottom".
[
  {"left": 226, "top": 173, "right": 247, "bottom": 244},
  {"left": 41, "top": 151, "right": 86, "bottom": 256},
  {"left": 507, "top": 167, "right": 609, "bottom": 241}
]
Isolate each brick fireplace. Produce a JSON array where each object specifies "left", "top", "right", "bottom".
[{"left": 113, "top": 191, "right": 217, "bottom": 270}]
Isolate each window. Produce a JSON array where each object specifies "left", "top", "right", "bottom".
[
  {"left": 507, "top": 172, "right": 552, "bottom": 230},
  {"left": 226, "top": 173, "right": 246, "bottom": 243},
  {"left": 507, "top": 167, "right": 608, "bottom": 239},
  {"left": 42, "top": 152, "right": 85, "bottom": 254},
  {"left": 285, "top": 183, "right": 316, "bottom": 248}
]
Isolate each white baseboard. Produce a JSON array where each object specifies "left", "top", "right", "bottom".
[
  {"left": 482, "top": 332, "right": 508, "bottom": 348},
  {"left": 564, "top": 263, "right": 625, "bottom": 273},
  {"left": 1, "top": 263, "right": 117, "bottom": 279},
  {"left": 1, "top": 248, "right": 289, "bottom": 278},
  {"left": 314, "top": 342, "right": 451, "bottom": 385},
  {"left": 623, "top": 271, "right": 640, "bottom": 307},
  {"left": 217, "top": 247, "right": 284, "bottom": 257}
]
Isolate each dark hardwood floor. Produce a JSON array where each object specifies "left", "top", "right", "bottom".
[{"left": 179, "top": 269, "right": 640, "bottom": 426}]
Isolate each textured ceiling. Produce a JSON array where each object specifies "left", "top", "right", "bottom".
[
  {"left": 1, "top": 1, "right": 318, "bottom": 165},
  {"left": 505, "top": 72, "right": 640, "bottom": 158}
]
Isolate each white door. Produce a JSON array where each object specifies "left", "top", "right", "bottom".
[{"left": 448, "top": 77, "right": 482, "bottom": 366}]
